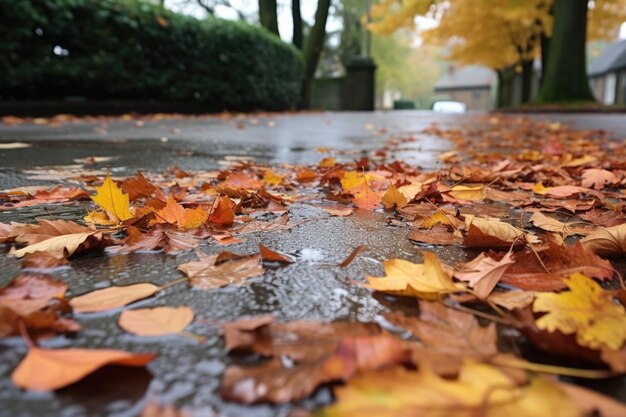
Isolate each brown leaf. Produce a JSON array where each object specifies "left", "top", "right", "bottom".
[
  {"left": 581, "top": 168, "right": 616, "bottom": 190},
  {"left": 119, "top": 171, "right": 165, "bottom": 202},
  {"left": 108, "top": 225, "right": 201, "bottom": 254},
  {"left": 500, "top": 240, "right": 614, "bottom": 291},
  {"left": 0, "top": 274, "right": 81, "bottom": 337},
  {"left": 338, "top": 245, "right": 367, "bottom": 268},
  {"left": 409, "top": 225, "right": 462, "bottom": 246},
  {"left": 178, "top": 252, "right": 264, "bottom": 289},
  {"left": 581, "top": 224, "right": 626, "bottom": 256},
  {"left": 70, "top": 283, "right": 161, "bottom": 313},
  {"left": 12, "top": 347, "right": 155, "bottom": 391},
  {"left": 385, "top": 301, "right": 498, "bottom": 376},
  {"left": 454, "top": 250, "right": 515, "bottom": 299},
  {"left": 259, "top": 244, "right": 295, "bottom": 263}
]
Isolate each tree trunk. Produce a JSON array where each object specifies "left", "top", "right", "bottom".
[
  {"left": 521, "top": 59, "right": 534, "bottom": 103},
  {"left": 538, "top": 0, "right": 594, "bottom": 102},
  {"left": 496, "top": 67, "right": 516, "bottom": 109},
  {"left": 259, "top": 0, "right": 280, "bottom": 37},
  {"left": 292, "top": 0, "right": 303, "bottom": 49},
  {"left": 540, "top": 32, "right": 550, "bottom": 87},
  {"left": 301, "top": 0, "right": 331, "bottom": 108}
]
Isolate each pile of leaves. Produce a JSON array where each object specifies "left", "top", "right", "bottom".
[{"left": 2, "top": 115, "right": 626, "bottom": 415}]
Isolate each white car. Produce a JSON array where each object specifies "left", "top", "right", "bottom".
[{"left": 432, "top": 101, "right": 467, "bottom": 113}]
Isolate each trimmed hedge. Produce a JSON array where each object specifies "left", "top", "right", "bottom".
[{"left": 0, "top": 0, "right": 304, "bottom": 111}]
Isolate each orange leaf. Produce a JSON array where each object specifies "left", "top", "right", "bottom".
[
  {"left": 118, "top": 306, "right": 194, "bottom": 336},
  {"left": 155, "top": 196, "right": 208, "bottom": 230},
  {"left": 12, "top": 347, "right": 155, "bottom": 391},
  {"left": 70, "top": 283, "right": 160, "bottom": 313},
  {"left": 259, "top": 244, "right": 294, "bottom": 263}
]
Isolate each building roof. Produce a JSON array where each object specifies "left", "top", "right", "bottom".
[
  {"left": 435, "top": 65, "right": 495, "bottom": 90},
  {"left": 588, "top": 39, "right": 626, "bottom": 77}
]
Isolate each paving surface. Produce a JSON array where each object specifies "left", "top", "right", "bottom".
[{"left": 1, "top": 111, "right": 626, "bottom": 417}]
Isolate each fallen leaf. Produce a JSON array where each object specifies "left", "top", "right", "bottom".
[
  {"left": 118, "top": 306, "right": 194, "bottom": 336},
  {"left": 154, "top": 196, "right": 208, "bottom": 230},
  {"left": 533, "top": 272, "right": 626, "bottom": 350},
  {"left": 454, "top": 250, "right": 515, "bottom": 299},
  {"left": 385, "top": 301, "right": 497, "bottom": 376},
  {"left": 464, "top": 216, "right": 535, "bottom": 248},
  {"left": 140, "top": 401, "right": 190, "bottom": 417},
  {"left": 365, "top": 252, "right": 465, "bottom": 299},
  {"left": 92, "top": 169, "right": 133, "bottom": 221},
  {"left": 259, "top": 244, "right": 295, "bottom": 263},
  {"left": 408, "top": 225, "right": 462, "bottom": 245},
  {"left": 351, "top": 182, "right": 381, "bottom": 210},
  {"left": 581, "top": 168, "right": 616, "bottom": 189},
  {"left": 208, "top": 195, "right": 235, "bottom": 225},
  {"left": 448, "top": 184, "right": 486, "bottom": 201},
  {"left": 487, "top": 290, "right": 535, "bottom": 310},
  {"left": 320, "top": 360, "right": 581, "bottom": 417},
  {"left": 70, "top": 283, "right": 161, "bottom": 313},
  {"left": 381, "top": 184, "right": 407, "bottom": 209},
  {"left": 12, "top": 346, "right": 155, "bottom": 391},
  {"left": 581, "top": 224, "right": 626, "bottom": 256},
  {"left": 339, "top": 245, "right": 367, "bottom": 268},
  {"left": 179, "top": 252, "right": 264, "bottom": 289}
]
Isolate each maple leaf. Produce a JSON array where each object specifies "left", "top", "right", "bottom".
[
  {"left": 385, "top": 301, "right": 497, "bottom": 376},
  {"left": 91, "top": 169, "right": 133, "bottom": 221},
  {"left": 581, "top": 168, "right": 616, "bottom": 190},
  {"left": 320, "top": 360, "right": 582, "bottom": 417},
  {"left": 533, "top": 272, "right": 626, "bottom": 350},
  {"left": 581, "top": 224, "right": 626, "bottom": 256},
  {"left": 381, "top": 184, "right": 407, "bottom": 209},
  {"left": 351, "top": 181, "right": 382, "bottom": 210},
  {"left": 70, "top": 283, "right": 161, "bottom": 313},
  {"left": 208, "top": 195, "right": 235, "bottom": 225},
  {"left": 12, "top": 347, "right": 155, "bottom": 391},
  {"left": 365, "top": 252, "right": 465, "bottom": 299},
  {"left": 154, "top": 196, "right": 208, "bottom": 230},
  {"left": 178, "top": 252, "right": 265, "bottom": 289},
  {"left": 454, "top": 250, "right": 515, "bottom": 299},
  {"left": 262, "top": 169, "right": 284, "bottom": 186},
  {"left": 118, "top": 306, "right": 194, "bottom": 336},
  {"left": 119, "top": 171, "right": 165, "bottom": 201}
]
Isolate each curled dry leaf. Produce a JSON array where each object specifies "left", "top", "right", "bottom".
[
  {"left": 581, "top": 223, "right": 626, "bottom": 256},
  {"left": 454, "top": 250, "right": 515, "bottom": 299},
  {"left": 178, "top": 252, "right": 264, "bottom": 289},
  {"left": 70, "top": 283, "right": 161, "bottom": 313},
  {"left": 464, "top": 216, "right": 535, "bottom": 248},
  {"left": 118, "top": 306, "right": 194, "bottom": 336},
  {"left": 12, "top": 347, "right": 155, "bottom": 391},
  {"left": 0, "top": 274, "right": 81, "bottom": 337},
  {"left": 533, "top": 273, "right": 626, "bottom": 350}
]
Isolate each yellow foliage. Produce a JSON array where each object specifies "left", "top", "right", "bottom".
[
  {"left": 533, "top": 272, "right": 626, "bottom": 350},
  {"left": 91, "top": 170, "right": 133, "bottom": 222}
]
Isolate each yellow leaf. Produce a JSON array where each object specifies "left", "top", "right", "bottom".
[
  {"left": 449, "top": 185, "right": 486, "bottom": 201},
  {"left": 320, "top": 360, "right": 582, "bottom": 417},
  {"left": 533, "top": 273, "right": 626, "bottom": 350},
  {"left": 263, "top": 170, "right": 284, "bottom": 186},
  {"left": 84, "top": 210, "right": 118, "bottom": 226},
  {"left": 118, "top": 306, "right": 194, "bottom": 336},
  {"left": 365, "top": 252, "right": 464, "bottom": 299},
  {"left": 381, "top": 184, "right": 407, "bottom": 209},
  {"left": 319, "top": 157, "right": 336, "bottom": 168},
  {"left": 91, "top": 170, "right": 133, "bottom": 221},
  {"left": 420, "top": 211, "right": 452, "bottom": 229},
  {"left": 340, "top": 172, "right": 366, "bottom": 191}
]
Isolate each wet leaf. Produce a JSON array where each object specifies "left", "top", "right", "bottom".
[
  {"left": 92, "top": 169, "right": 133, "bottom": 221},
  {"left": 154, "top": 196, "right": 208, "bottom": 230},
  {"left": 381, "top": 184, "right": 407, "bottom": 209},
  {"left": 454, "top": 250, "right": 515, "bottom": 299},
  {"left": 533, "top": 272, "right": 626, "bottom": 350},
  {"left": 409, "top": 225, "right": 462, "bottom": 245},
  {"left": 118, "top": 306, "right": 194, "bottom": 336},
  {"left": 12, "top": 347, "right": 155, "bottom": 391},
  {"left": 70, "top": 283, "right": 161, "bottom": 313},
  {"left": 319, "top": 360, "right": 582, "bottom": 417},
  {"left": 581, "top": 168, "right": 616, "bottom": 190},
  {"left": 259, "top": 244, "right": 295, "bottom": 263},
  {"left": 448, "top": 184, "right": 486, "bottom": 201},
  {"left": 365, "top": 252, "right": 465, "bottom": 299},
  {"left": 179, "top": 252, "right": 264, "bottom": 289}
]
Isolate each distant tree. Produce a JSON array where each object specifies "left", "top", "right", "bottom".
[
  {"left": 292, "top": 0, "right": 303, "bottom": 49},
  {"left": 301, "top": 0, "right": 332, "bottom": 108},
  {"left": 259, "top": 0, "right": 279, "bottom": 36}
]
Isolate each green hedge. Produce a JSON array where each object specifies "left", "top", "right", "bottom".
[{"left": 0, "top": 0, "right": 304, "bottom": 111}]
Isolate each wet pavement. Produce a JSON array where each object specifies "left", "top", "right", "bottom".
[{"left": 1, "top": 111, "right": 626, "bottom": 417}]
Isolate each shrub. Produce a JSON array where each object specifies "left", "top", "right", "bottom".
[{"left": 0, "top": 0, "right": 304, "bottom": 111}]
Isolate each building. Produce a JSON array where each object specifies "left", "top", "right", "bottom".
[
  {"left": 433, "top": 65, "right": 495, "bottom": 110},
  {"left": 589, "top": 39, "right": 626, "bottom": 105}
]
